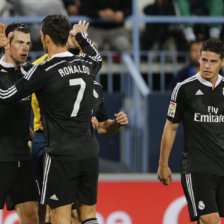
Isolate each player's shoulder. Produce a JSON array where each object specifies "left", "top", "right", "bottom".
[
  {"left": 93, "top": 81, "right": 103, "bottom": 99},
  {"left": 94, "top": 80, "right": 103, "bottom": 88},
  {"left": 32, "top": 54, "right": 49, "bottom": 65},
  {"left": 171, "top": 74, "right": 198, "bottom": 101}
]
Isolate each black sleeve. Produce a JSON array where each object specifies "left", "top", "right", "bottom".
[
  {"left": 94, "top": 101, "right": 109, "bottom": 122},
  {"left": 0, "top": 64, "right": 46, "bottom": 104},
  {"left": 92, "top": 82, "right": 109, "bottom": 122},
  {"left": 75, "top": 32, "right": 101, "bottom": 57},
  {"left": 75, "top": 32, "right": 102, "bottom": 75},
  {"left": 21, "top": 61, "right": 34, "bottom": 72},
  {"left": 167, "top": 83, "right": 186, "bottom": 123}
]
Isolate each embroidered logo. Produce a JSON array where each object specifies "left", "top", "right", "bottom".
[
  {"left": 50, "top": 194, "right": 59, "bottom": 201},
  {"left": 195, "top": 89, "right": 204, "bottom": 95},
  {"left": 198, "top": 201, "right": 205, "bottom": 210}
]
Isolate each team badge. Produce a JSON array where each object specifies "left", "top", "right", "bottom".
[
  {"left": 167, "top": 101, "right": 176, "bottom": 118},
  {"left": 198, "top": 201, "right": 205, "bottom": 210}
]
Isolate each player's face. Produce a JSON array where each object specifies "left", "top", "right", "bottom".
[
  {"left": 199, "top": 51, "right": 224, "bottom": 84},
  {"left": 8, "top": 30, "right": 31, "bottom": 65}
]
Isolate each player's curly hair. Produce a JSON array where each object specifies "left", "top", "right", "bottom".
[
  {"left": 41, "top": 15, "right": 71, "bottom": 46},
  {"left": 201, "top": 38, "right": 224, "bottom": 59}
]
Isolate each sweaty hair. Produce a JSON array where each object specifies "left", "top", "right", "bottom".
[
  {"left": 41, "top": 15, "right": 71, "bottom": 46},
  {"left": 200, "top": 38, "right": 224, "bottom": 59},
  {"left": 5, "top": 22, "right": 30, "bottom": 43}
]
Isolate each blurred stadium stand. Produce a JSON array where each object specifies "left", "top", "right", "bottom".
[{"left": 1, "top": 0, "right": 224, "bottom": 173}]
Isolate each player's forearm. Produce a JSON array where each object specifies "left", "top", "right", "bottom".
[
  {"left": 98, "top": 119, "right": 121, "bottom": 136},
  {"left": 75, "top": 33, "right": 101, "bottom": 59},
  {"left": 0, "top": 77, "right": 35, "bottom": 104},
  {"left": 159, "top": 120, "right": 179, "bottom": 166},
  {"left": 0, "top": 84, "right": 19, "bottom": 104}
]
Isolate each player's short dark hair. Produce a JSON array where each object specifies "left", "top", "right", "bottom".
[
  {"left": 5, "top": 22, "right": 30, "bottom": 43},
  {"left": 200, "top": 38, "right": 224, "bottom": 59},
  {"left": 41, "top": 15, "right": 71, "bottom": 46}
]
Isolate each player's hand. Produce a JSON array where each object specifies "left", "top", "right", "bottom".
[
  {"left": 114, "top": 111, "right": 128, "bottom": 126},
  {"left": 0, "top": 23, "right": 13, "bottom": 48},
  {"left": 91, "top": 116, "right": 99, "bottom": 129},
  {"left": 69, "top": 20, "right": 89, "bottom": 37},
  {"left": 157, "top": 164, "right": 172, "bottom": 186},
  {"left": 69, "top": 20, "right": 89, "bottom": 49}
]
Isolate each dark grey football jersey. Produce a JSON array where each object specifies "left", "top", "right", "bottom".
[
  {"left": 0, "top": 33, "right": 102, "bottom": 160},
  {"left": 168, "top": 73, "right": 224, "bottom": 175},
  {"left": 92, "top": 80, "right": 108, "bottom": 122},
  {"left": 0, "top": 61, "right": 31, "bottom": 161}
]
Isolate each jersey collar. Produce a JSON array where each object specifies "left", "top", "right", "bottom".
[
  {"left": 50, "top": 51, "right": 73, "bottom": 60},
  {"left": 196, "top": 72, "right": 222, "bottom": 88},
  {"left": 0, "top": 59, "right": 15, "bottom": 68}
]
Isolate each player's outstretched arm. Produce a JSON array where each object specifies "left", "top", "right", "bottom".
[
  {"left": 0, "top": 23, "right": 13, "bottom": 48},
  {"left": 96, "top": 111, "right": 128, "bottom": 136}
]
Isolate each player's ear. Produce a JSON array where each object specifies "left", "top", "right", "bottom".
[
  {"left": 45, "top": 34, "right": 51, "bottom": 43},
  {"left": 221, "top": 57, "right": 224, "bottom": 67},
  {"left": 198, "top": 54, "right": 201, "bottom": 63}
]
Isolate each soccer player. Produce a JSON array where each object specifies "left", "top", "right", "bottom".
[
  {"left": 30, "top": 54, "right": 49, "bottom": 224},
  {"left": 157, "top": 38, "right": 224, "bottom": 224},
  {"left": 32, "top": 61, "right": 128, "bottom": 224},
  {"left": 71, "top": 80, "right": 128, "bottom": 224},
  {"left": 0, "top": 15, "right": 102, "bottom": 224},
  {"left": 0, "top": 23, "right": 39, "bottom": 224}
]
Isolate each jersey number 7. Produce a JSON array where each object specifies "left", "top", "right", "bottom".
[{"left": 69, "top": 78, "right": 86, "bottom": 117}]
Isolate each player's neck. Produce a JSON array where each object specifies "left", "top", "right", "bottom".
[
  {"left": 1, "top": 54, "right": 20, "bottom": 70},
  {"left": 47, "top": 44, "right": 68, "bottom": 59}
]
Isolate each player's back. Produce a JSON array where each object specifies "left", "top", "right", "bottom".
[
  {"left": 35, "top": 52, "right": 100, "bottom": 160},
  {"left": 0, "top": 33, "right": 102, "bottom": 160}
]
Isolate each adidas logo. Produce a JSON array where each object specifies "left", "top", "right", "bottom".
[
  {"left": 50, "top": 194, "right": 59, "bottom": 201},
  {"left": 1, "top": 69, "right": 7, "bottom": 73},
  {"left": 195, "top": 89, "right": 204, "bottom": 95}
]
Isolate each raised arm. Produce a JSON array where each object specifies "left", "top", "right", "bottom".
[
  {"left": 68, "top": 20, "right": 89, "bottom": 50},
  {"left": 69, "top": 20, "right": 102, "bottom": 74},
  {"left": 0, "top": 64, "right": 45, "bottom": 104}
]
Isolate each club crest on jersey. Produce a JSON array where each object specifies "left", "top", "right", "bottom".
[{"left": 167, "top": 101, "right": 176, "bottom": 118}]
